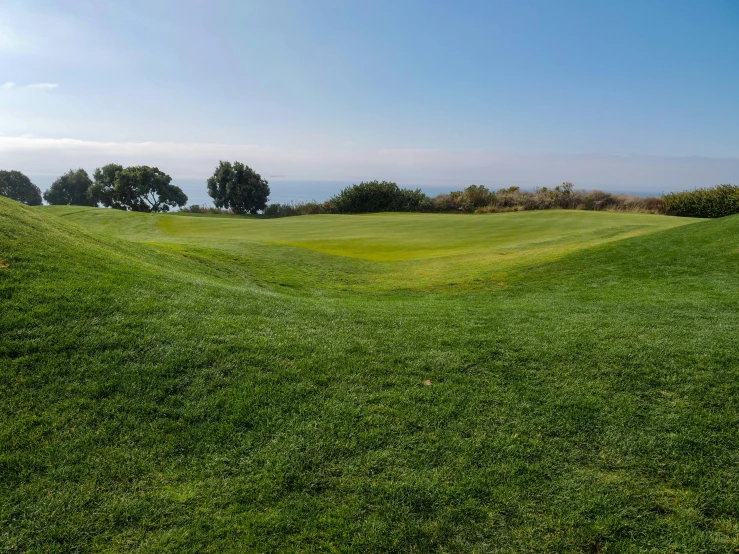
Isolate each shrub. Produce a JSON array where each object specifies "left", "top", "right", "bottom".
[
  {"left": 430, "top": 184, "right": 666, "bottom": 215},
  {"left": 643, "top": 196, "right": 667, "bottom": 213},
  {"left": 329, "top": 181, "right": 432, "bottom": 213},
  {"left": 662, "top": 185, "right": 739, "bottom": 218},
  {"left": 494, "top": 186, "right": 525, "bottom": 209},
  {"left": 433, "top": 185, "right": 496, "bottom": 212},
  {"left": 432, "top": 191, "right": 463, "bottom": 212},
  {"left": 460, "top": 185, "right": 495, "bottom": 211}
]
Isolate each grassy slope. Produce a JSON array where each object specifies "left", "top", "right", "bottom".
[{"left": 2, "top": 198, "right": 738, "bottom": 552}]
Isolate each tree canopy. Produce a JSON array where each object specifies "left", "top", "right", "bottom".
[
  {"left": 88, "top": 164, "right": 124, "bottom": 209},
  {"left": 89, "top": 164, "right": 187, "bottom": 212},
  {"left": 43, "top": 169, "right": 95, "bottom": 206},
  {"left": 207, "top": 161, "right": 270, "bottom": 214},
  {"left": 0, "top": 170, "right": 43, "bottom": 206}
]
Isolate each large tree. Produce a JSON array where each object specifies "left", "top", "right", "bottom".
[
  {"left": 0, "top": 170, "right": 43, "bottom": 206},
  {"left": 89, "top": 163, "right": 125, "bottom": 209},
  {"left": 207, "top": 161, "right": 270, "bottom": 214},
  {"left": 89, "top": 164, "right": 187, "bottom": 212},
  {"left": 43, "top": 168, "right": 95, "bottom": 206}
]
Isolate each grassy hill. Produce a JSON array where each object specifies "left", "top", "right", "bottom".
[{"left": 2, "top": 197, "right": 738, "bottom": 552}]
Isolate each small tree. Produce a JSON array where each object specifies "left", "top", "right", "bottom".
[
  {"left": 207, "top": 161, "right": 270, "bottom": 214},
  {"left": 43, "top": 168, "right": 95, "bottom": 206},
  {"left": 88, "top": 164, "right": 187, "bottom": 212},
  {"left": 0, "top": 170, "right": 43, "bottom": 205}
]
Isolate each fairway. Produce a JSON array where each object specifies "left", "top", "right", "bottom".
[
  {"left": 43, "top": 206, "right": 696, "bottom": 291},
  {"left": 2, "top": 198, "right": 739, "bottom": 552},
  {"left": 48, "top": 206, "right": 692, "bottom": 260}
]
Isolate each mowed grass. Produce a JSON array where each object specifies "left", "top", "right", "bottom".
[
  {"left": 41, "top": 206, "right": 695, "bottom": 291},
  {"left": 2, "top": 197, "right": 739, "bottom": 552}
]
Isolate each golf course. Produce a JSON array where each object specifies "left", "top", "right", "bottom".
[{"left": 2, "top": 197, "right": 738, "bottom": 552}]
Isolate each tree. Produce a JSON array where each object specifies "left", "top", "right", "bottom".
[
  {"left": 43, "top": 168, "right": 95, "bottom": 205},
  {"left": 89, "top": 163, "right": 125, "bottom": 209},
  {"left": 0, "top": 170, "right": 43, "bottom": 205},
  {"left": 207, "top": 161, "right": 270, "bottom": 214},
  {"left": 89, "top": 164, "right": 187, "bottom": 212}
]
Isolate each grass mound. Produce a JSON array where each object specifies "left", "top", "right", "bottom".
[{"left": 2, "top": 197, "right": 738, "bottom": 552}]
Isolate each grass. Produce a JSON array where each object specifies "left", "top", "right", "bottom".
[
  {"left": 39, "top": 206, "right": 693, "bottom": 292},
  {"left": 2, "top": 197, "right": 738, "bottom": 552}
]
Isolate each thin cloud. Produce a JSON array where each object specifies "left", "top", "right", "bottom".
[
  {"left": 26, "top": 83, "right": 59, "bottom": 89},
  {"left": 1, "top": 82, "right": 15, "bottom": 89}
]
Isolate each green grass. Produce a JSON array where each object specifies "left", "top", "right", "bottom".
[
  {"left": 39, "top": 206, "right": 694, "bottom": 292},
  {"left": 2, "top": 197, "right": 738, "bottom": 552}
]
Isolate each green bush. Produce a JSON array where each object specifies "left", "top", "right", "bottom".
[
  {"left": 329, "top": 181, "right": 431, "bottom": 213},
  {"left": 662, "top": 185, "right": 739, "bottom": 218}
]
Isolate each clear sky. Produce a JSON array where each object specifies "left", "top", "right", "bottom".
[{"left": 1, "top": 0, "right": 738, "bottom": 196}]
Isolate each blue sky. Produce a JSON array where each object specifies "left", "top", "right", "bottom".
[{"left": 1, "top": 0, "right": 738, "bottom": 195}]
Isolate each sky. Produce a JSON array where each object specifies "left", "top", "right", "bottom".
[{"left": 1, "top": 0, "right": 738, "bottom": 201}]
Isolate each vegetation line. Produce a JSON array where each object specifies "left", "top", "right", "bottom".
[{"left": 2, "top": 164, "right": 737, "bottom": 219}]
